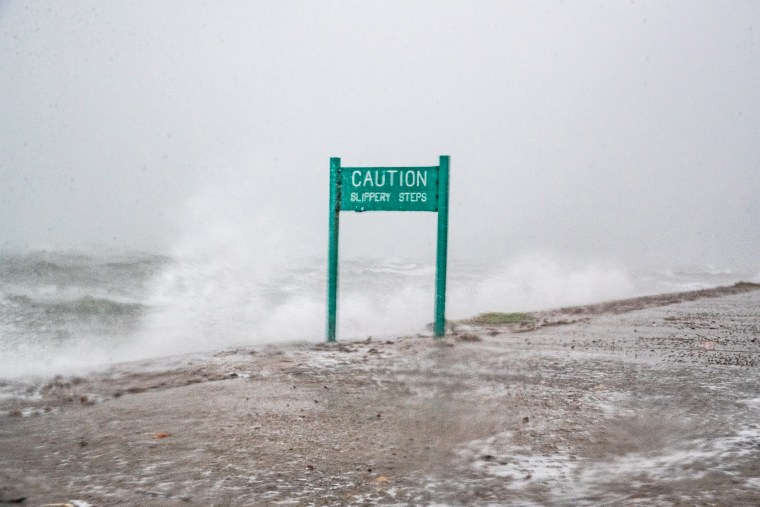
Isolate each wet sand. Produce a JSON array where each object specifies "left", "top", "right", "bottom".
[{"left": 2, "top": 284, "right": 760, "bottom": 506}]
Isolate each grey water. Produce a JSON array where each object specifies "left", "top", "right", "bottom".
[{"left": 1, "top": 248, "right": 756, "bottom": 381}]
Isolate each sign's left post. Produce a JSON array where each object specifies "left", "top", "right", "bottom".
[{"left": 326, "top": 157, "right": 341, "bottom": 342}]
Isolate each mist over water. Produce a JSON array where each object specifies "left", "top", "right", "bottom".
[
  {"left": 1, "top": 237, "right": 754, "bottom": 380},
  {"left": 1, "top": 2, "right": 759, "bottom": 378}
]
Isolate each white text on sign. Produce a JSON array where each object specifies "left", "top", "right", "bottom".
[
  {"left": 350, "top": 192, "right": 428, "bottom": 203},
  {"left": 350, "top": 169, "right": 428, "bottom": 188}
]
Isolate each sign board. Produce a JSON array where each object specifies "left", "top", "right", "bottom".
[
  {"left": 326, "top": 156, "right": 450, "bottom": 342},
  {"left": 340, "top": 167, "right": 439, "bottom": 212}
]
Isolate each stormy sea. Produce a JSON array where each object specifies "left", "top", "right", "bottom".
[{"left": 0, "top": 248, "right": 755, "bottom": 381}]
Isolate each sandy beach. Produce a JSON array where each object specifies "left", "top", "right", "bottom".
[{"left": 2, "top": 283, "right": 760, "bottom": 506}]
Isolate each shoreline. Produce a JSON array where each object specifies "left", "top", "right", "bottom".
[{"left": 2, "top": 284, "right": 760, "bottom": 505}]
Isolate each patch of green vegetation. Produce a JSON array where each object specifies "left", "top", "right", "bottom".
[
  {"left": 461, "top": 312, "right": 535, "bottom": 326},
  {"left": 734, "top": 281, "right": 760, "bottom": 289}
]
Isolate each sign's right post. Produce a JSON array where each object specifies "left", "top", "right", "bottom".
[{"left": 434, "top": 155, "right": 450, "bottom": 337}]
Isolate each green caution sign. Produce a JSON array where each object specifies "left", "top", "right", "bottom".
[
  {"left": 340, "top": 166, "right": 439, "bottom": 212},
  {"left": 326, "top": 156, "right": 450, "bottom": 342}
]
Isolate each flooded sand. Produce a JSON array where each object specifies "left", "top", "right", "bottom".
[{"left": 1, "top": 284, "right": 760, "bottom": 506}]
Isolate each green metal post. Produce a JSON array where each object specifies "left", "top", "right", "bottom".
[
  {"left": 434, "top": 155, "right": 450, "bottom": 337},
  {"left": 326, "top": 157, "right": 341, "bottom": 342}
]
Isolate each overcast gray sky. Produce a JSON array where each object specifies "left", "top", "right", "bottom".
[{"left": 1, "top": 1, "right": 758, "bottom": 270}]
